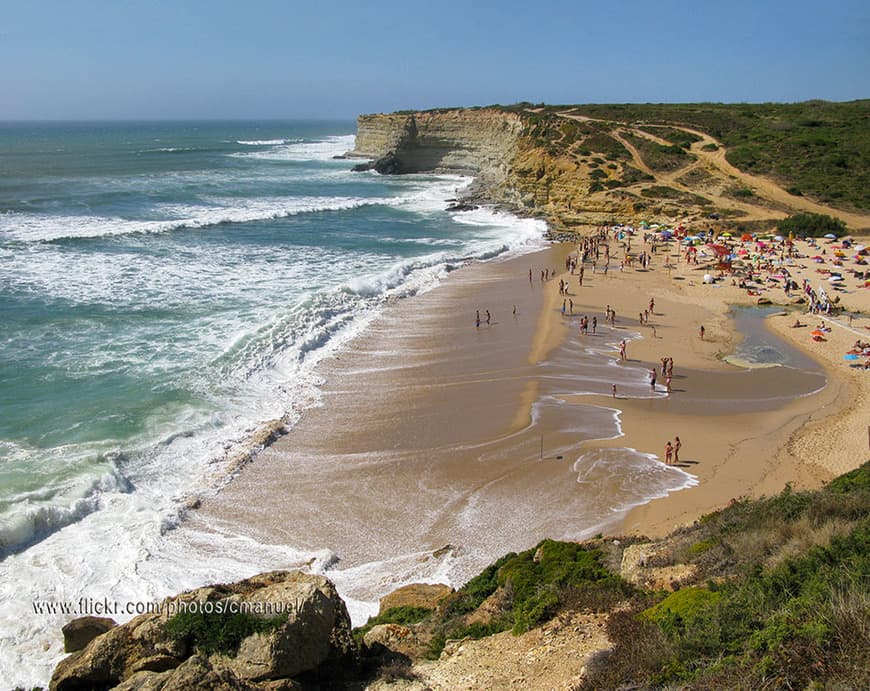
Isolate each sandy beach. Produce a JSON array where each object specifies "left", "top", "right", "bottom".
[{"left": 196, "top": 227, "right": 870, "bottom": 607}]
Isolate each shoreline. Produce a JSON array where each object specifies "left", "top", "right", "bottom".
[{"left": 194, "top": 223, "right": 868, "bottom": 620}]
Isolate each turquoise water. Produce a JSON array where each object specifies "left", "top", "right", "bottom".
[
  {"left": 0, "top": 121, "right": 544, "bottom": 554},
  {"left": 0, "top": 121, "right": 546, "bottom": 685}
]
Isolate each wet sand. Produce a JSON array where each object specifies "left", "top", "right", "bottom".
[{"left": 194, "top": 233, "right": 844, "bottom": 605}]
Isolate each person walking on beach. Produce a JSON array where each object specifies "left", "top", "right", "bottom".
[
  {"left": 486, "top": 310, "right": 491, "bottom": 325},
  {"left": 649, "top": 369, "right": 657, "bottom": 391},
  {"left": 476, "top": 310, "right": 480, "bottom": 328},
  {"left": 664, "top": 441, "right": 673, "bottom": 465},
  {"left": 611, "top": 384, "right": 617, "bottom": 398},
  {"left": 619, "top": 339, "right": 627, "bottom": 361},
  {"left": 674, "top": 436, "right": 682, "bottom": 463},
  {"left": 699, "top": 325, "right": 705, "bottom": 340},
  {"left": 592, "top": 316, "right": 597, "bottom": 334}
]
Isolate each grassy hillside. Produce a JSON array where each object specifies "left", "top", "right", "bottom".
[{"left": 526, "top": 100, "right": 869, "bottom": 212}]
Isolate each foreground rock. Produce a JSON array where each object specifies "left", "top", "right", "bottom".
[
  {"left": 62, "top": 615, "right": 118, "bottom": 653},
  {"left": 378, "top": 583, "right": 453, "bottom": 615},
  {"left": 50, "top": 571, "right": 355, "bottom": 690}
]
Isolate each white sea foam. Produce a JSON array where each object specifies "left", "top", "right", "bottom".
[
  {"left": 0, "top": 196, "right": 385, "bottom": 242},
  {"left": 230, "top": 134, "right": 356, "bottom": 161},
  {"left": 236, "top": 138, "right": 302, "bottom": 146},
  {"left": 0, "top": 131, "right": 559, "bottom": 686}
]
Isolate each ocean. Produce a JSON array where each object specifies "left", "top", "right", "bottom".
[{"left": 0, "top": 121, "right": 548, "bottom": 684}]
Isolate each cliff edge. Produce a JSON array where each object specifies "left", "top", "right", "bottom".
[{"left": 348, "top": 104, "right": 870, "bottom": 234}]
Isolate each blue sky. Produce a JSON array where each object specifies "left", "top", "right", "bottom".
[{"left": 0, "top": 0, "right": 867, "bottom": 119}]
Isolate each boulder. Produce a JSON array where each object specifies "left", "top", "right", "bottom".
[
  {"left": 362, "top": 623, "right": 425, "bottom": 661},
  {"left": 50, "top": 571, "right": 355, "bottom": 690},
  {"left": 373, "top": 151, "right": 402, "bottom": 175},
  {"left": 378, "top": 583, "right": 453, "bottom": 615},
  {"left": 351, "top": 161, "right": 374, "bottom": 172},
  {"left": 224, "top": 572, "right": 355, "bottom": 682},
  {"left": 62, "top": 615, "right": 117, "bottom": 652},
  {"left": 445, "top": 202, "right": 479, "bottom": 212}
]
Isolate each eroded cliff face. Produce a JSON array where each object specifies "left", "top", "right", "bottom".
[
  {"left": 349, "top": 108, "right": 648, "bottom": 233},
  {"left": 350, "top": 109, "right": 523, "bottom": 190}
]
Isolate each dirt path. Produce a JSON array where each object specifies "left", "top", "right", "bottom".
[{"left": 556, "top": 112, "right": 870, "bottom": 231}]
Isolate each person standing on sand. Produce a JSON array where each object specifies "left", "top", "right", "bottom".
[
  {"left": 592, "top": 316, "right": 597, "bottom": 334},
  {"left": 611, "top": 384, "right": 617, "bottom": 398},
  {"left": 664, "top": 441, "right": 673, "bottom": 465},
  {"left": 649, "top": 369, "right": 657, "bottom": 391},
  {"left": 674, "top": 436, "right": 682, "bottom": 463},
  {"left": 700, "top": 325, "right": 705, "bottom": 340},
  {"left": 476, "top": 310, "right": 480, "bottom": 328},
  {"left": 619, "top": 339, "right": 627, "bottom": 361},
  {"left": 486, "top": 310, "right": 491, "bottom": 325}
]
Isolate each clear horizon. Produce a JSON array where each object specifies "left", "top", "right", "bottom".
[{"left": 0, "top": 0, "right": 867, "bottom": 120}]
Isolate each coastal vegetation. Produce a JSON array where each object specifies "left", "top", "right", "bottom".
[
  {"left": 777, "top": 212, "right": 849, "bottom": 237},
  {"left": 354, "top": 462, "right": 870, "bottom": 689},
  {"left": 540, "top": 100, "right": 870, "bottom": 212}
]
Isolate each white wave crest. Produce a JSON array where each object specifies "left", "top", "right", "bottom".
[
  {"left": 0, "top": 196, "right": 386, "bottom": 242},
  {"left": 230, "top": 134, "right": 356, "bottom": 161},
  {"left": 236, "top": 138, "right": 302, "bottom": 146}
]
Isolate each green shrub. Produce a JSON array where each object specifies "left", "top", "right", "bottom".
[
  {"left": 165, "top": 608, "right": 285, "bottom": 657},
  {"left": 352, "top": 605, "right": 433, "bottom": 643},
  {"left": 777, "top": 213, "right": 847, "bottom": 237}
]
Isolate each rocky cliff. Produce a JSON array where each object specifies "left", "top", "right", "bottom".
[
  {"left": 350, "top": 109, "right": 524, "bottom": 195},
  {"left": 349, "top": 106, "right": 870, "bottom": 234}
]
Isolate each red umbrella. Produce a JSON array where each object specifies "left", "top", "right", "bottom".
[{"left": 709, "top": 244, "right": 730, "bottom": 256}]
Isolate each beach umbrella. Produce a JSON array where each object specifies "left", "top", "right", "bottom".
[
  {"left": 824, "top": 233, "right": 837, "bottom": 239},
  {"left": 709, "top": 244, "right": 730, "bottom": 256},
  {"left": 740, "top": 233, "right": 753, "bottom": 242},
  {"left": 774, "top": 235, "right": 784, "bottom": 241},
  {"left": 811, "top": 329, "right": 825, "bottom": 337}
]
